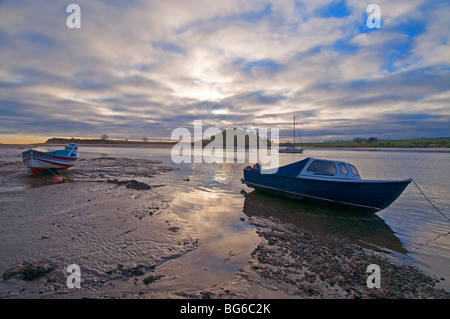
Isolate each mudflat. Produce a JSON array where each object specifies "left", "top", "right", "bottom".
[{"left": 0, "top": 149, "right": 448, "bottom": 299}]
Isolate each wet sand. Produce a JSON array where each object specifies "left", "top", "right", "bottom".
[
  {"left": 0, "top": 154, "right": 199, "bottom": 298},
  {"left": 0, "top": 150, "right": 448, "bottom": 299}
]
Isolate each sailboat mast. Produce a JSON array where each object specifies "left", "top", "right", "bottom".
[{"left": 293, "top": 115, "right": 296, "bottom": 147}]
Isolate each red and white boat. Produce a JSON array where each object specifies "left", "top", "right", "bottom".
[{"left": 22, "top": 143, "right": 78, "bottom": 176}]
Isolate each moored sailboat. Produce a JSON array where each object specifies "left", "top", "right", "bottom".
[{"left": 279, "top": 115, "right": 304, "bottom": 153}]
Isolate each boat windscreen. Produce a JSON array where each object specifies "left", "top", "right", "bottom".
[{"left": 307, "top": 160, "right": 337, "bottom": 174}]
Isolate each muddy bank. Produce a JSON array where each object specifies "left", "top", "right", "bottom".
[
  {"left": 198, "top": 216, "right": 449, "bottom": 299},
  {"left": 0, "top": 156, "right": 198, "bottom": 298}
]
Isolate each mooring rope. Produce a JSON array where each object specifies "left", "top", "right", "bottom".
[
  {"left": 415, "top": 231, "right": 450, "bottom": 249},
  {"left": 411, "top": 178, "right": 450, "bottom": 222},
  {"left": 409, "top": 179, "right": 450, "bottom": 250},
  {"left": 45, "top": 167, "right": 58, "bottom": 176}
]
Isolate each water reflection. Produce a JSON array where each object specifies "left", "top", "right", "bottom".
[
  {"left": 211, "top": 163, "right": 235, "bottom": 184},
  {"left": 242, "top": 189, "right": 407, "bottom": 254},
  {"left": 169, "top": 186, "right": 259, "bottom": 286}
]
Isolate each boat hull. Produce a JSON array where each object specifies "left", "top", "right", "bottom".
[
  {"left": 22, "top": 150, "right": 78, "bottom": 176},
  {"left": 242, "top": 169, "right": 411, "bottom": 211}
]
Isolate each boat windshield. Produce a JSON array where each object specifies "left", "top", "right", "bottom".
[
  {"left": 349, "top": 164, "right": 359, "bottom": 176},
  {"left": 307, "top": 160, "right": 337, "bottom": 175}
]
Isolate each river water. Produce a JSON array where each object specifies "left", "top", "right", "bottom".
[{"left": 3, "top": 145, "right": 449, "bottom": 293}]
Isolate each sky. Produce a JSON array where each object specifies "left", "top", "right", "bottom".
[{"left": 0, "top": 0, "right": 449, "bottom": 143}]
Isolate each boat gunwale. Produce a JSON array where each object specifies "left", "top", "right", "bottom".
[
  {"left": 22, "top": 149, "right": 78, "bottom": 160},
  {"left": 244, "top": 168, "right": 411, "bottom": 184}
]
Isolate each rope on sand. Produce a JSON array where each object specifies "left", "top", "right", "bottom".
[{"left": 45, "top": 167, "right": 58, "bottom": 176}]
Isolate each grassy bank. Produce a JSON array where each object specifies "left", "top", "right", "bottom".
[{"left": 284, "top": 137, "right": 450, "bottom": 148}]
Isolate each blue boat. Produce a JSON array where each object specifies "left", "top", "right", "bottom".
[
  {"left": 242, "top": 157, "right": 411, "bottom": 211},
  {"left": 22, "top": 143, "right": 78, "bottom": 177}
]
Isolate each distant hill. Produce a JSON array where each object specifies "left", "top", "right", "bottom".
[
  {"left": 44, "top": 138, "right": 176, "bottom": 145},
  {"left": 44, "top": 136, "right": 450, "bottom": 148},
  {"left": 194, "top": 128, "right": 272, "bottom": 148}
]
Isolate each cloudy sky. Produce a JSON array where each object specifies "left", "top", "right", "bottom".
[{"left": 0, "top": 0, "right": 449, "bottom": 143}]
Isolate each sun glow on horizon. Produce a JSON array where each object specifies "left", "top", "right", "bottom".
[{"left": 0, "top": 134, "right": 49, "bottom": 145}]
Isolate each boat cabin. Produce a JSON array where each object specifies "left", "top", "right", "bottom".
[
  {"left": 299, "top": 158, "right": 361, "bottom": 180},
  {"left": 249, "top": 157, "right": 362, "bottom": 180}
]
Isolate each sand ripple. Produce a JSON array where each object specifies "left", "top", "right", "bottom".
[{"left": 0, "top": 157, "right": 198, "bottom": 298}]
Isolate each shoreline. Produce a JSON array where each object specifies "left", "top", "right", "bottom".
[
  {"left": 0, "top": 143, "right": 176, "bottom": 149},
  {"left": 1, "top": 143, "right": 449, "bottom": 153},
  {"left": 0, "top": 150, "right": 448, "bottom": 299}
]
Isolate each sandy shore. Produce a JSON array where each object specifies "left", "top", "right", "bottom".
[
  {"left": 0, "top": 150, "right": 448, "bottom": 299},
  {"left": 0, "top": 155, "right": 199, "bottom": 298}
]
